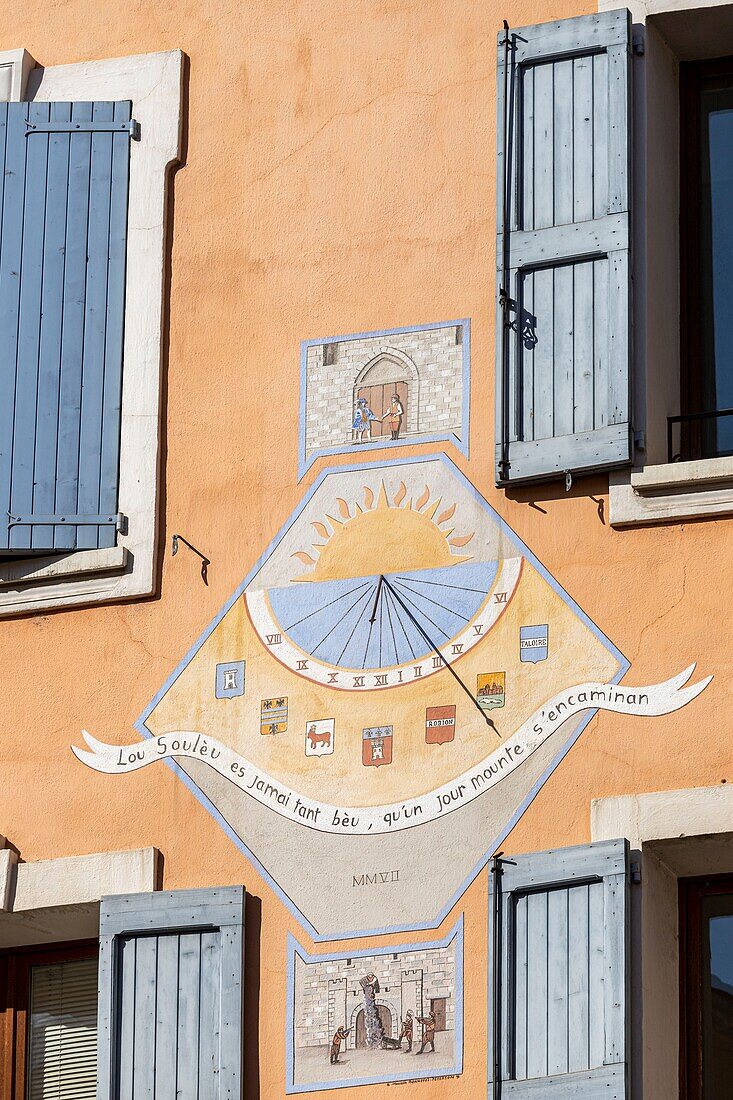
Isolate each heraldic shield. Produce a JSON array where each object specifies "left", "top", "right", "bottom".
[
  {"left": 74, "top": 455, "right": 712, "bottom": 940},
  {"left": 362, "top": 726, "right": 393, "bottom": 767}
]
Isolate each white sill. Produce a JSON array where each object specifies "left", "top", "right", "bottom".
[
  {"left": 610, "top": 456, "right": 733, "bottom": 525},
  {"left": 0, "top": 546, "right": 128, "bottom": 588}
]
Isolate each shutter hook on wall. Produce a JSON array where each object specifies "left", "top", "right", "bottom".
[{"left": 172, "top": 534, "right": 211, "bottom": 586}]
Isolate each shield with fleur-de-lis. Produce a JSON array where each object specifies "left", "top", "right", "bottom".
[{"left": 261, "top": 697, "right": 288, "bottom": 734}]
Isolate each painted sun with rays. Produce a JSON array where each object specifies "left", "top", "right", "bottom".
[
  {"left": 291, "top": 482, "right": 475, "bottom": 582},
  {"left": 245, "top": 481, "right": 523, "bottom": 686}
]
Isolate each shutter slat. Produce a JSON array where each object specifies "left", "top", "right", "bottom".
[
  {"left": 177, "top": 934, "right": 202, "bottom": 1097},
  {"left": 154, "top": 933, "right": 181, "bottom": 1099},
  {"left": 32, "top": 103, "right": 71, "bottom": 550},
  {"left": 547, "top": 887, "right": 569, "bottom": 1074},
  {"left": 0, "top": 100, "right": 131, "bottom": 553},
  {"left": 10, "top": 102, "right": 49, "bottom": 553},
  {"left": 567, "top": 883, "right": 590, "bottom": 1072},
  {"left": 54, "top": 101, "right": 93, "bottom": 551},
  {"left": 514, "top": 895, "right": 528, "bottom": 1079},
  {"left": 496, "top": 10, "right": 632, "bottom": 484},
  {"left": 132, "top": 935, "right": 158, "bottom": 1096},
  {"left": 76, "top": 101, "right": 115, "bottom": 551},
  {"left": 117, "top": 936, "right": 137, "bottom": 1100},
  {"left": 489, "top": 839, "right": 629, "bottom": 1098},
  {"left": 0, "top": 103, "right": 26, "bottom": 551},
  {"left": 98, "top": 102, "right": 131, "bottom": 550}
]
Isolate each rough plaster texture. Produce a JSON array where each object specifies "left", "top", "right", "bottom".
[{"left": 0, "top": 1, "right": 731, "bottom": 1096}]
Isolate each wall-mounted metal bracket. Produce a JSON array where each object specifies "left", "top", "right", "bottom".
[{"left": 172, "top": 534, "right": 210, "bottom": 586}]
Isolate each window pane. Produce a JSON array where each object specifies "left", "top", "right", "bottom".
[
  {"left": 701, "top": 896, "right": 733, "bottom": 1096},
  {"left": 698, "top": 77, "right": 733, "bottom": 457},
  {"left": 27, "top": 957, "right": 98, "bottom": 1100}
]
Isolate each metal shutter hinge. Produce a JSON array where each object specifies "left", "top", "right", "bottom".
[
  {"left": 632, "top": 33, "right": 645, "bottom": 56},
  {"left": 631, "top": 861, "right": 642, "bottom": 884},
  {"left": 25, "top": 119, "right": 140, "bottom": 139},
  {"left": 8, "top": 511, "right": 126, "bottom": 531}
]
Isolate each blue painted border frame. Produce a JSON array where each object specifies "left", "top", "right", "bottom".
[
  {"left": 135, "top": 453, "right": 630, "bottom": 941},
  {"left": 285, "top": 917, "right": 464, "bottom": 1092},
  {"left": 297, "top": 319, "right": 472, "bottom": 480}
]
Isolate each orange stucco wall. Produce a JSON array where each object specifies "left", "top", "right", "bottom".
[{"left": 1, "top": 1, "right": 729, "bottom": 1096}]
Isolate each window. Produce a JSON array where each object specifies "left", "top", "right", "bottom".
[
  {"left": 97, "top": 886, "right": 245, "bottom": 1098},
  {"left": 489, "top": 838, "right": 629, "bottom": 1096},
  {"left": 495, "top": 10, "right": 632, "bottom": 486},
  {"left": 0, "top": 49, "right": 181, "bottom": 616},
  {"left": 0, "top": 943, "right": 98, "bottom": 1100},
  {"left": 680, "top": 58, "right": 733, "bottom": 461},
  {"left": 681, "top": 875, "right": 733, "bottom": 1098},
  {"left": 494, "top": 7, "right": 733, "bottom": 523}
]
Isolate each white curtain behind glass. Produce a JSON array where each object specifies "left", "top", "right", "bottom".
[{"left": 27, "top": 957, "right": 98, "bottom": 1100}]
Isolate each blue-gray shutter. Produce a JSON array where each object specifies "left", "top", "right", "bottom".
[
  {"left": 495, "top": 11, "right": 632, "bottom": 484},
  {"left": 98, "top": 886, "right": 245, "bottom": 1100},
  {"left": 0, "top": 101, "right": 134, "bottom": 554},
  {"left": 489, "top": 839, "right": 628, "bottom": 1097}
]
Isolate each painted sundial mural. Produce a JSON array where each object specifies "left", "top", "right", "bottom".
[{"left": 75, "top": 455, "right": 710, "bottom": 939}]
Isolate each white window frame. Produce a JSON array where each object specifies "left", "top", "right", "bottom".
[
  {"left": 0, "top": 50, "right": 183, "bottom": 616},
  {"left": 0, "top": 49, "right": 35, "bottom": 101},
  {"left": 592, "top": 784, "right": 733, "bottom": 1100}
]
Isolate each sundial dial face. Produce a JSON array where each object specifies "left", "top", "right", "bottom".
[{"left": 139, "top": 456, "right": 625, "bottom": 938}]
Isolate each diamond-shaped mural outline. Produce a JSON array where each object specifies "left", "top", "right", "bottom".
[{"left": 135, "top": 454, "right": 629, "bottom": 940}]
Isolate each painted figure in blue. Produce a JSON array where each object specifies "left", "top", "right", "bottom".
[{"left": 352, "top": 397, "right": 376, "bottom": 444}]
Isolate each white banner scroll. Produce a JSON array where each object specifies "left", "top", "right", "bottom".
[{"left": 73, "top": 665, "right": 711, "bottom": 836}]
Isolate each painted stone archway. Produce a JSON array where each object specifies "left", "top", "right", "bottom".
[{"left": 353, "top": 348, "right": 420, "bottom": 437}]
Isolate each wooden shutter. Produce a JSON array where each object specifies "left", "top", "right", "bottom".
[
  {"left": 495, "top": 11, "right": 632, "bottom": 484},
  {"left": 0, "top": 100, "right": 134, "bottom": 554},
  {"left": 489, "top": 839, "right": 629, "bottom": 1097},
  {"left": 98, "top": 887, "right": 245, "bottom": 1100}
]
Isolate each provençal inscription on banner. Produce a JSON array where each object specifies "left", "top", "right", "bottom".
[{"left": 75, "top": 456, "right": 711, "bottom": 939}]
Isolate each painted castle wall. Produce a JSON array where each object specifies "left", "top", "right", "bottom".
[
  {"left": 303, "top": 323, "right": 464, "bottom": 458},
  {"left": 295, "top": 944, "right": 456, "bottom": 1048}
]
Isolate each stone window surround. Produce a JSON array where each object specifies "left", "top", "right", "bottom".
[
  {"left": 603, "top": 1, "right": 733, "bottom": 525},
  {"left": 592, "top": 784, "right": 733, "bottom": 1100},
  {"left": 0, "top": 843, "right": 161, "bottom": 948},
  {"left": 0, "top": 49, "right": 183, "bottom": 616}
]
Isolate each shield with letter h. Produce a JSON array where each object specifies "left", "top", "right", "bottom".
[{"left": 362, "top": 726, "right": 393, "bottom": 767}]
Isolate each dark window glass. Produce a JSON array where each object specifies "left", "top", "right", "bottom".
[
  {"left": 701, "top": 895, "right": 733, "bottom": 1092},
  {"left": 681, "top": 60, "right": 733, "bottom": 459},
  {"left": 681, "top": 876, "right": 733, "bottom": 1098}
]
